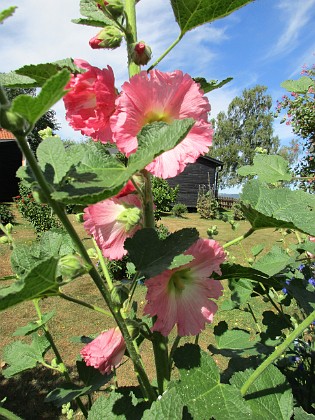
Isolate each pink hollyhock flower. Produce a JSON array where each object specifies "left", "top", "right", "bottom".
[
  {"left": 80, "top": 327, "right": 126, "bottom": 375},
  {"left": 83, "top": 192, "right": 142, "bottom": 260},
  {"left": 307, "top": 236, "right": 315, "bottom": 259},
  {"left": 63, "top": 59, "right": 117, "bottom": 143},
  {"left": 110, "top": 70, "right": 213, "bottom": 178},
  {"left": 144, "top": 238, "right": 225, "bottom": 336}
]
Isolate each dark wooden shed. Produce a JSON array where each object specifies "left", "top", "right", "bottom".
[
  {"left": 0, "top": 129, "right": 23, "bottom": 202},
  {"left": 167, "top": 156, "right": 223, "bottom": 208}
]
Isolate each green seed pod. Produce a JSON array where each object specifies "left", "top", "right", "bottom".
[
  {"left": 0, "top": 235, "right": 9, "bottom": 244},
  {"left": 126, "top": 319, "right": 140, "bottom": 340},
  {"left": 110, "top": 284, "right": 129, "bottom": 308},
  {"left": 5, "top": 223, "right": 13, "bottom": 234},
  {"left": 58, "top": 254, "right": 88, "bottom": 280}
]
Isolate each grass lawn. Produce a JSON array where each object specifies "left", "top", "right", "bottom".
[{"left": 0, "top": 207, "right": 297, "bottom": 419}]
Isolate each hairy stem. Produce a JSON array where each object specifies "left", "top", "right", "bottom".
[
  {"left": 241, "top": 310, "right": 315, "bottom": 396},
  {"left": 223, "top": 227, "right": 256, "bottom": 249}
]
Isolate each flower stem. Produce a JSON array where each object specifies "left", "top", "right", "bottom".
[
  {"left": 147, "top": 34, "right": 183, "bottom": 71},
  {"left": 124, "top": 0, "right": 140, "bottom": 78},
  {"left": 15, "top": 133, "right": 156, "bottom": 403},
  {"left": 240, "top": 309, "right": 315, "bottom": 396},
  {"left": 58, "top": 292, "right": 113, "bottom": 317},
  {"left": 223, "top": 227, "right": 256, "bottom": 249},
  {"left": 92, "top": 238, "right": 113, "bottom": 290},
  {"left": 32, "top": 300, "right": 88, "bottom": 418}
]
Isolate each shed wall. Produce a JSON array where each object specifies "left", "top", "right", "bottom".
[
  {"left": 168, "top": 160, "right": 217, "bottom": 207},
  {"left": 0, "top": 141, "right": 22, "bottom": 202}
]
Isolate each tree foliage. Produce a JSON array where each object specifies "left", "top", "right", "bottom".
[
  {"left": 275, "top": 65, "right": 315, "bottom": 193},
  {"left": 211, "top": 85, "right": 280, "bottom": 187},
  {"left": 4, "top": 87, "right": 59, "bottom": 153}
]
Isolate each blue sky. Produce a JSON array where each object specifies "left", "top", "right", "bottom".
[{"left": 1, "top": 0, "right": 315, "bottom": 193}]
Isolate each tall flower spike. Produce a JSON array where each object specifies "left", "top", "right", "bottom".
[
  {"left": 83, "top": 191, "right": 142, "bottom": 260},
  {"left": 110, "top": 69, "right": 213, "bottom": 178},
  {"left": 63, "top": 59, "right": 117, "bottom": 143},
  {"left": 80, "top": 328, "right": 126, "bottom": 375},
  {"left": 144, "top": 238, "right": 225, "bottom": 336}
]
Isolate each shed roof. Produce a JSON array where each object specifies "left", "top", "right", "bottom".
[
  {"left": 0, "top": 128, "right": 16, "bottom": 141},
  {"left": 198, "top": 155, "right": 223, "bottom": 167}
]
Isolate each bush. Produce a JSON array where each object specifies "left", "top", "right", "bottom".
[
  {"left": 151, "top": 177, "right": 179, "bottom": 220},
  {"left": 156, "top": 223, "right": 170, "bottom": 240},
  {"left": 0, "top": 204, "right": 15, "bottom": 225},
  {"left": 232, "top": 202, "right": 245, "bottom": 220},
  {"left": 172, "top": 203, "right": 188, "bottom": 218},
  {"left": 15, "top": 182, "right": 61, "bottom": 234},
  {"left": 196, "top": 186, "right": 219, "bottom": 219}
]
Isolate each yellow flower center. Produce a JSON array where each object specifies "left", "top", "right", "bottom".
[
  {"left": 116, "top": 206, "right": 141, "bottom": 232},
  {"left": 144, "top": 110, "right": 173, "bottom": 125},
  {"left": 168, "top": 268, "right": 192, "bottom": 295}
]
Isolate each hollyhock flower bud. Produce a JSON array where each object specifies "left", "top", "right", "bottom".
[
  {"left": 0, "top": 236, "right": 9, "bottom": 244},
  {"left": 58, "top": 254, "right": 89, "bottom": 280},
  {"left": 5, "top": 223, "right": 13, "bottom": 234},
  {"left": 130, "top": 41, "right": 152, "bottom": 65},
  {"left": 110, "top": 284, "right": 129, "bottom": 308},
  {"left": 80, "top": 327, "right": 126, "bottom": 375},
  {"left": 89, "top": 27, "right": 123, "bottom": 50}
]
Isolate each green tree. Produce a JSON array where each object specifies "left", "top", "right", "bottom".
[
  {"left": 4, "top": 87, "right": 59, "bottom": 153},
  {"left": 211, "top": 85, "right": 280, "bottom": 187},
  {"left": 275, "top": 65, "right": 315, "bottom": 193}
]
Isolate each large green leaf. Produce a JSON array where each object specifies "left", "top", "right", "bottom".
[
  {"left": 0, "top": 257, "right": 59, "bottom": 311},
  {"left": 124, "top": 228, "right": 199, "bottom": 278},
  {"left": 240, "top": 180, "right": 315, "bottom": 235},
  {"left": 238, "top": 154, "right": 292, "bottom": 183},
  {"left": 0, "top": 59, "right": 81, "bottom": 88},
  {"left": 142, "top": 387, "right": 183, "bottom": 419},
  {"left": 253, "top": 245, "right": 294, "bottom": 276},
  {"left": 2, "top": 334, "right": 50, "bottom": 378},
  {"left": 214, "top": 323, "right": 256, "bottom": 350},
  {"left": 51, "top": 119, "right": 194, "bottom": 205},
  {"left": 13, "top": 311, "right": 55, "bottom": 336},
  {"left": 0, "top": 6, "right": 17, "bottom": 24},
  {"left": 171, "top": 0, "right": 254, "bottom": 35},
  {"left": 37, "top": 136, "right": 73, "bottom": 184},
  {"left": 194, "top": 76, "right": 233, "bottom": 93},
  {"left": 281, "top": 76, "right": 314, "bottom": 94},
  {"left": 173, "top": 344, "right": 252, "bottom": 419},
  {"left": 230, "top": 365, "right": 293, "bottom": 420},
  {"left": 11, "top": 70, "right": 70, "bottom": 125}
]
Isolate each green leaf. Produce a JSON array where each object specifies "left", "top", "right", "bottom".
[
  {"left": 194, "top": 76, "right": 233, "bottom": 93},
  {"left": 215, "top": 323, "right": 255, "bottom": 349},
  {"left": 125, "top": 228, "right": 199, "bottom": 278},
  {"left": 37, "top": 137, "right": 73, "bottom": 184},
  {"left": 251, "top": 243, "right": 264, "bottom": 257},
  {"left": 13, "top": 311, "right": 55, "bottom": 336},
  {"left": 293, "top": 407, "right": 315, "bottom": 419},
  {"left": 46, "top": 384, "right": 92, "bottom": 407},
  {"left": 169, "top": 254, "right": 194, "bottom": 270},
  {"left": 72, "top": 17, "right": 111, "bottom": 27},
  {"left": 171, "top": 0, "right": 254, "bottom": 35},
  {"left": 76, "top": 360, "right": 112, "bottom": 390},
  {"left": 238, "top": 154, "right": 292, "bottom": 183},
  {"left": 253, "top": 245, "right": 294, "bottom": 276},
  {"left": 213, "top": 263, "right": 279, "bottom": 287},
  {"left": 0, "top": 72, "right": 37, "bottom": 88},
  {"left": 226, "top": 278, "right": 254, "bottom": 308},
  {"left": 0, "top": 257, "right": 59, "bottom": 311},
  {"left": 79, "top": 0, "right": 114, "bottom": 25},
  {"left": 281, "top": 76, "right": 314, "bottom": 94},
  {"left": 0, "top": 406, "right": 23, "bottom": 420},
  {"left": 11, "top": 69, "right": 70, "bottom": 125},
  {"left": 230, "top": 365, "right": 293, "bottom": 419},
  {"left": 240, "top": 180, "right": 315, "bottom": 235},
  {"left": 2, "top": 334, "right": 50, "bottom": 378},
  {"left": 173, "top": 344, "right": 252, "bottom": 419},
  {"left": 51, "top": 119, "right": 194, "bottom": 205},
  {"left": 87, "top": 389, "right": 147, "bottom": 419},
  {"left": 0, "top": 6, "right": 17, "bottom": 24},
  {"left": 142, "top": 387, "right": 183, "bottom": 419}
]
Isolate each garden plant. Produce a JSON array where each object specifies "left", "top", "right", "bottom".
[{"left": 0, "top": 1, "right": 315, "bottom": 419}]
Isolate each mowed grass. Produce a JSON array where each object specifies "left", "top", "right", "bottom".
[{"left": 0, "top": 207, "right": 297, "bottom": 418}]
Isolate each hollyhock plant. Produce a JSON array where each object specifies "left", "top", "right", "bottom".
[
  {"left": 63, "top": 59, "right": 117, "bottom": 143},
  {"left": 110, "top": 69, "right": 213, "bottom": 178},
  {"left": 144, "top": 238, "right": 225, "bottom": 336},
  {"left": 83, "top": 192, "right": 143, "bottom": 260},
  {"left": 80, "top": 327, "right": 126, "bottom": 375}
]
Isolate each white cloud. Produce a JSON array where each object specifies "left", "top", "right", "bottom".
[{"left": 270, "top": 0, "right": 315, "bottom": 57}]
